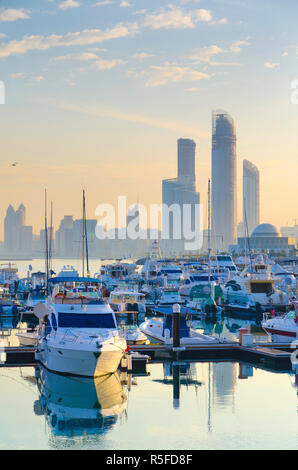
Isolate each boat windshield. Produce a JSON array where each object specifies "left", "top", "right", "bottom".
[{"left": 58, "top": 312, "right": 117, "bottom": 329}]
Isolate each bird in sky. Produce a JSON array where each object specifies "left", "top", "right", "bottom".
[{"left": 11, "top": 162, "right": 18, "bottom": 167}]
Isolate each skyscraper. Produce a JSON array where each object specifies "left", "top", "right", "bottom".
[
  {"left": 212, "top": 110, "right": 237, "bottom": 250},
  {"left": 243, "top": 159, "right": 260, "bottom": 235},
  {"left": 162, "top": 138, "right": 200, "bottom": 254}
]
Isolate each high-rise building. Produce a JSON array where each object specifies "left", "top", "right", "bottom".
[
  {"left": 162, "top": 138, "right": 200, "bottom": 255},
  {"left": 212, "top": 110, "right": 237, "bottom": 250},
  {"left": 243, "top": 160, "right": 260, "bottom": 235},
  {"left": 3, "top": 203, "right": 32, "bottom": 255}
]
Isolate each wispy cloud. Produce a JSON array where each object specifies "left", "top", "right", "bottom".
[
  {"left": 94, "top": 1, "right": 113, "bottom": 5},
  {"left": 133, "top": 52, "right": 153, "bottom": 61},
  {"left": 0, "top": 23, "right": 138, "bottom": 59},
  {"left": 53, "top": 99, "right": 209, "bottom": 137},
  {"left": 120, "top": 0, "right": 132, "bottom": 7},
  {"left": 53, "top": 52, "right": 99, "bottom": 61},
  {"left": 142, "top": 6, "right": 213, "bottom": 30},
  {"left": 96, "top": 57, "right": 126, "bottom": 69},
  {"left": 59, "top": 0, "right": 80, "bottom": 10},
  {"left": 264, "top": 62, "right": 279, "bottom": 69},
  {"left": 129, "top": 63, "right": 210, "bottom": 87},
  {"left": 0, "top": 8, "right": 30, "bottom": 22}
]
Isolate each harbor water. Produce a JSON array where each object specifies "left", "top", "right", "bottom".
[{"left": 0, "top": 362, "right": 296, "bottom": 450}]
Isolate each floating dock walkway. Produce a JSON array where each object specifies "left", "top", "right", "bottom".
[{"left": 1, "top": 340, "right": 295, "bottom": 371}]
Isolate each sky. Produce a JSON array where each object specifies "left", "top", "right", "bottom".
[{"left": 0, "top": 0, "right": 298, "bottom": 237}]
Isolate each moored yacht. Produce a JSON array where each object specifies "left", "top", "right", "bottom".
[
  {"left": 262, "top": 302, "right": 298, "bottom": 343},
  {"left": 35, "top": 276, "right": 127, "bottom": 377}
]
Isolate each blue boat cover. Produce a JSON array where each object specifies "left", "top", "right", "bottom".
[{"left": 163, "top": 314, "right": 190, "bottom": 338}]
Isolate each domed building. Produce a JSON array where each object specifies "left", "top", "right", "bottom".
[
  {"left": 251, "top": 223, "right": 280, "bottom": 238},
  {"left": 229, "top": 223, "right": 296, "bottom": 256}
]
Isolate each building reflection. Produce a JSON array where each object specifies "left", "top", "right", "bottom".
[{"left": 34, "top": 366, "right": 127, "bottom": 447}]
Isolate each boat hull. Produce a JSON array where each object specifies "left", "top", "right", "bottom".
[{"left": 37, "top": 342, "right": 124, "bottom": 378}]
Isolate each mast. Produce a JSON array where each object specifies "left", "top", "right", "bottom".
[
  {"left": 208, "top": 179, "right": 211, "bottom": 282},
  {"left": 48, "top": 201, "right": 53, "bottom": 276},
  {"left": 82, "top": 190, "right": 90, "bottom": 277},
  {"left": 44, "top": 190, "right": 49, "bottom": 293}
]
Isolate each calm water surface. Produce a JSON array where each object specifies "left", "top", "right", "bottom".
[
  {"left": 0, "top": 361, "right": 296, "bottom": 450},
  {"left": 0, "top": 259, "right": 296, "bottom": 450}
]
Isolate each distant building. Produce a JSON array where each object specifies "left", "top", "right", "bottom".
[
  {"left": 280, "top": 224, "right": 298, "bottom": 244},
  {"left": 229, "top": 223, "right": 296, "bottom": 256},
  {"left": 212, "top": 110, "right": 237, "bottom": 250},
  {"left": 162, "top": 138, "right": 200, "bottom": 255},
  {"left": 243, "top": 160, "right": 260, "bottom": 235},
  {"left": 3, "top": 204, "right": 33, "bottom": 256}
]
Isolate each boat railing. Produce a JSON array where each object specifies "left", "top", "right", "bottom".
[{"left": 59, "top": 328, "right": 120, "bottom": 344}]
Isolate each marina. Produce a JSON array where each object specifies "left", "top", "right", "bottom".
[{"left": 1, "top": 0, "right": 298, "bottom": 452}]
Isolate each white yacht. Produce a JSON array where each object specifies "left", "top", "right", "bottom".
[
  {"left": 140, "top": 313, "right": 219, "bottom": 345},
  {"left": 108, "top": 288, "right": 146, "bottom": 316},
  {"left": 223, "top": 261, "right": 289, "bottom": 313},
  {"left": 155, "top": 287, "right": 185, "bottom": 308},
  {"left": 35, "top": 276, "right": 127, "bottom": 377},
  {"left": 262, "top": 302, "right": 298, "bottom": 343},
  {"left": 179, "top": 272, "right": 219, "bottom": 297}
]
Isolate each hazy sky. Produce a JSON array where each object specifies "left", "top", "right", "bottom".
[{"left": 0, "top": 0, "right": 298, "bottom": 236}]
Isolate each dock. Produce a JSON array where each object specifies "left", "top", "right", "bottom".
[{"left": 0, "top": 340, "right": 295, "bottom": 371}]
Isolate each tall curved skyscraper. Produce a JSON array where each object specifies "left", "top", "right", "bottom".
[
  {"left": 211, "top": 110, "right": 237, "bottom": 250},
  {"left": 243, "top": 160, "right": 260, "bottom": 235}
]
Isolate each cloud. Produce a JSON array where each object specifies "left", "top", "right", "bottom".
[
  {"left": 0, "top": 23, "right": 138, "bottom": 59},
  {"left": 0, "top": 9, "right": 30, "bottom": 22},
  {"left": 120, "top": 0, "right": 132, "bottom": 7},
  {"left": 142, "top": 6, "right": 213, "bottom": 30},
  {"left": 96, "top": 57, "right": 126, "bottom": 69},
  {"left": 11, "top": 72, "right": 27, "bottom": 79},
  {"left": 94, "top": 1, "right": 113, "bottom": 5},
  {"left": 53, "top": 52, "right": 99, "bottom": 61},
  {"left": 188, "top": 45, "right": 224, "bottom": 62},
  {"left": 59, "top": 0, "right": 80, "bottom": 10},
  {"left": 131, "top": 63, "right": 210, "bottom": 87},
  {"left": 53, "top": 99, "right": 208, "bottom": 137},
  {"left": 133, "top": 52, "right": 153, "bottom": 61},
  {"left": 33, "top": 76, "right": 45, "bottom": 82},
  {"left": 230, "top": 40, "right": 250, "bottom": 53},
  {"left": 264, "top": 62, "right": 279, "bottom": 69}
]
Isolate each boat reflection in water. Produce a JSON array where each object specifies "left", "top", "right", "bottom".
[{"left": 34, "top": 365, "right": 127, "bottom": 447}]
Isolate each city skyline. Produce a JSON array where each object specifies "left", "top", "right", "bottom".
[{"left": 0, "top": 1, "right": 297, "bottom": 234}]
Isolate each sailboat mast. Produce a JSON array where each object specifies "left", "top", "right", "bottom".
[
  {"left": 44, "top": 189, "right": 49, "bottom": 293},
  {"left": 84, "top": 190, "right": 90, "bottom": 276},
  {"left": 208, "top": 179, "right": 211, "bottom": 282},
  {"left": 82, "top": 190, "right": 85, "bottom": 277}
]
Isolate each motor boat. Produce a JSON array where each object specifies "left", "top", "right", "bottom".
[
  {"left": 179, "top": 272, "right": 219, "bottom": 297},
  {"left": 119, "top": 324, "right": 148, "bottom": 345},
  {"left": 262, "top": 301, "right": 298, "bottom": 343},
  {"left": 186, "top": 284, "right": 222, "bottom": 316},
  {"left": 108, "top": 288, "right": 146, "bottom": 317},
  {"left": 34, "top": 276, "right": 127, "bottom": 377},
  {"left": 140, "top": 313, "right": 220, "bottom": 345},
  {"left": 155, "top": 287, "right": 185, "bottom": 308}
]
